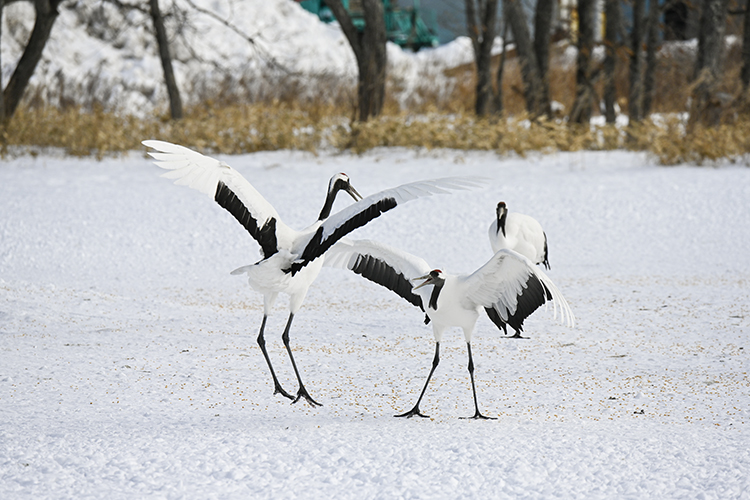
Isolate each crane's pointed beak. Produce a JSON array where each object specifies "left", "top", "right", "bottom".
[
  {"left": 411, "top": 274, "right": 433, "bottom": 290},
  {"left": 346, "top": 184, "right": 363, "bottom": 202}
]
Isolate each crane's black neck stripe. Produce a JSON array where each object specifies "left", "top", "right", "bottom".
[
  {"left": 289, "top": 197, "right": 398, "bottom": 275},
  {"left": 350, "top": 254, "right": 423, "bottom": 310},
  {"left": 215, "top": 181, "right": 278, "bottom": 259},
  {"left": 498, "top": 210, "right": 508, "bottom": 237},
  {"left": 318, "top": 179, "right": 350, "bottom": 221},
  {"left": 428, "top": 281, "right": 444, "bottom": 310}
]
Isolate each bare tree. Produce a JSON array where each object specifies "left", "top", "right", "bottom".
[
  {"left": 570, "top": 0, "right": 596, "bottom": 123},
  {"left": 603, "top": 0, "right": 622, "bottom": 123},
  {"left": 465, "top": 0, "right": 499, "bottom": 116},
  {"left": 691, "top": 0, "right": 730, "bottom": 126},
  {"left": 493, "top": 18, "right": 509, "bottom": 114},
  {"left": 0, "top": 0, "right": 5, "bottom": 123},
  {"left": 502, "top": 0, "right": 544, "bottom": 116},
  {"left": 327, "top": 0, "right": 387, "bottom": 121},
  {"left": 642, "top": 0, "right": 661, "bottom": 116},
  {"left": 533, "top": 0, "right": 554, "bottom": 117},
  {"left": 628, "top": 0, "right": 645, "bottom": 124},
  {"left": 149, "top": 0, "right": 182, "bottom": 119},
  {"left": 2, "top": 0, "right": 63, "bottom": 122},
  {"left": 743, "top": 0, "right": 750, "bottom": 92},
  {"left": 495, "top": 0, "right": 552, "bottom": 118}
]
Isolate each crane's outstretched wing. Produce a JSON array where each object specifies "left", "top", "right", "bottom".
[
  {"left": 326, "top": 238, "right": 432, "bottom": 310},
  {"left": 143, "top": 140, "right": 291, "bottom": 259},
  {"left": 290, "top": 177, "right": 484, "bottom": 275},
  {"left": 463, "top": 249, "right": 574, "bottom": 332}
]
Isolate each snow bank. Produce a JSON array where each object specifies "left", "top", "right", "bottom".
[{"left": 1, "top": 0, "right": 481, "bottom": 115}]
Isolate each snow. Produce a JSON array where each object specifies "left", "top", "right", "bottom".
[
  {"left": 2, "top": 148, "right": 749, "bottom": 498},
  {"left": 0, "top": 0, "right": 489, "bottom": 115}
]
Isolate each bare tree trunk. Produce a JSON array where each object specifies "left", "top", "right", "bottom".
[
  {"left": 691, "top": 0, "right": 730, "bottom": 126},
  {"left": 0, "top": 0, "right": 5, "bottom": 123},
  {"left": 359, "top": 0, "right": 386, "bottom": 120},
  {"left": 328, "top": 0, "right": 387, "bottom": 121},
  {"left": 628, "top": 0, "right": 645, "bottom": 124},
  {"left": 503, "top": 0, "right": 543, "bottom": 116},
  {"left": 466, "top": 0, "right": 499, "bottom": 116},
  {"left": 533, "top": 0, "right": 554, "bottom": 117},
  {"left": 695, "top": 0, "right": 729, "bottom": 78},
  {"left": 2, "top": 0, "right": 62, "bottom": 121},
  {"left": 149, "top": 0, "right": 182, "bottom": 120},
  {"left": 742, "top": 0, "right": 750, "bottom": 90},
  {"left": 493, "top": 18, "right": 509, "bottom": 115},
  {"left": 603, "top": 0, "right": 621, "bottom": 123},
  {"left": 570, "top": 0, "right": 595, "bottom": 124},
  {"left": 642, "top": 0, "right": 660, "bottom": 116}
]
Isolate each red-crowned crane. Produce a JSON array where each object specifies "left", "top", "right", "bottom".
[
  {"left": 490, "top": 201, "right": 549, "bottom": 269},
  {"left": 326, "top": 238, "right": 574, "bottom": 419},
  {"left": 143, "top": 140, "right": 481, "bottom": 407},
  {"left": 488, "top": 201, "right": 551, "bottom": 338}
]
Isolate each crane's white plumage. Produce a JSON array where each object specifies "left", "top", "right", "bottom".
[
  {"left": 320, "top": 179, "right": 467, "bottom": 242},
  {"left": 147, "top": 140, "right": 281, "bottom": 220},
  {"left": 325, "top": 237, "right": 430, "bottom": 285},
  {"left": 489, "top": 201, "right": 549, "bottom": 270},
  {"left": 145, "top": 139, "right": 292, "bottom": 252},
  {"left": 143, "top": 139, "right": 482, "bottom": 407},
  {"left": 326, "top": 238, "right": 574, "bottom": 419},
  {"left": 463, "top": 250, "right": 572, "bottom": 326}
]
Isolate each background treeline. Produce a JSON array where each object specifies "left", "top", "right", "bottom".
[{"left": 1, "top": 0, "right": 750, "bottom": 164}]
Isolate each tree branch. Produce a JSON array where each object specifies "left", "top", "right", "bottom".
[{"left": 182, "top": 0, "right": 291, "bottom": 73}]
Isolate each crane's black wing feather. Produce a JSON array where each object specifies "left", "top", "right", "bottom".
[{"left": 215, "top": 181, "right": 278, "bottom": 259}]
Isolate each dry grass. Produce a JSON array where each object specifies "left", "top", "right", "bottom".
[
  {"left": 1, "top": 102, "right": 344, "bottom": 158},
  {"left": 1, "top": 106, "right": 149, "bottom": 159},
  {"left": 4, "top": 104, "right": 748, "bottom": 166},
  {"left": 639, "top": 117, "right": 750, "bottom": 165},
  {"left": 336, "top": 112, "right": 750, "bottom": 165}
]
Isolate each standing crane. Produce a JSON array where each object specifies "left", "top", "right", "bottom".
[{"left": 326, "top": 238, "right": 574, "bottom": 419}]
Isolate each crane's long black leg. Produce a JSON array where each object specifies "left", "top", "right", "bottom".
[
  {"left": 257, "top": 315, "right": 294, "bottom": 400},
  {"left": 396, "top": 342, "right": 440, "bottom": 418},
  {"left": 461, "top": 342, "right": 496, "bottom": 420},
  {"left": 281, "top": 313, "right": 322, "bottom": 407}
]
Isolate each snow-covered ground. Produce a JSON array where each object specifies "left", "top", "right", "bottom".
[
  {"left": 1, "top": 148, "right": 749, "bottom": 498},
  {"left": 1, "top": 0, "right": 480, "bottom": 114}
]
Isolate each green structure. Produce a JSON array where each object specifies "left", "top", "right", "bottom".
[{"left": 297, "top": 0, "right": 439, "bottom": 50}]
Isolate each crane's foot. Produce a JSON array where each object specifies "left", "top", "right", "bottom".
[
  {"left": 291, "top": 386, "right": 322, "bottom": 407},
  {"left": 395, "top": 406, "right": 430, "bottom": 418},
  {"left": 460, "top": 411, "right": 497, "bottom": 420},
  {"left": 502, "top": 332, "right": 529, "bottom": 339},
  {"left": 273, "top": 384, "right": 295, "bottom": 401}
]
